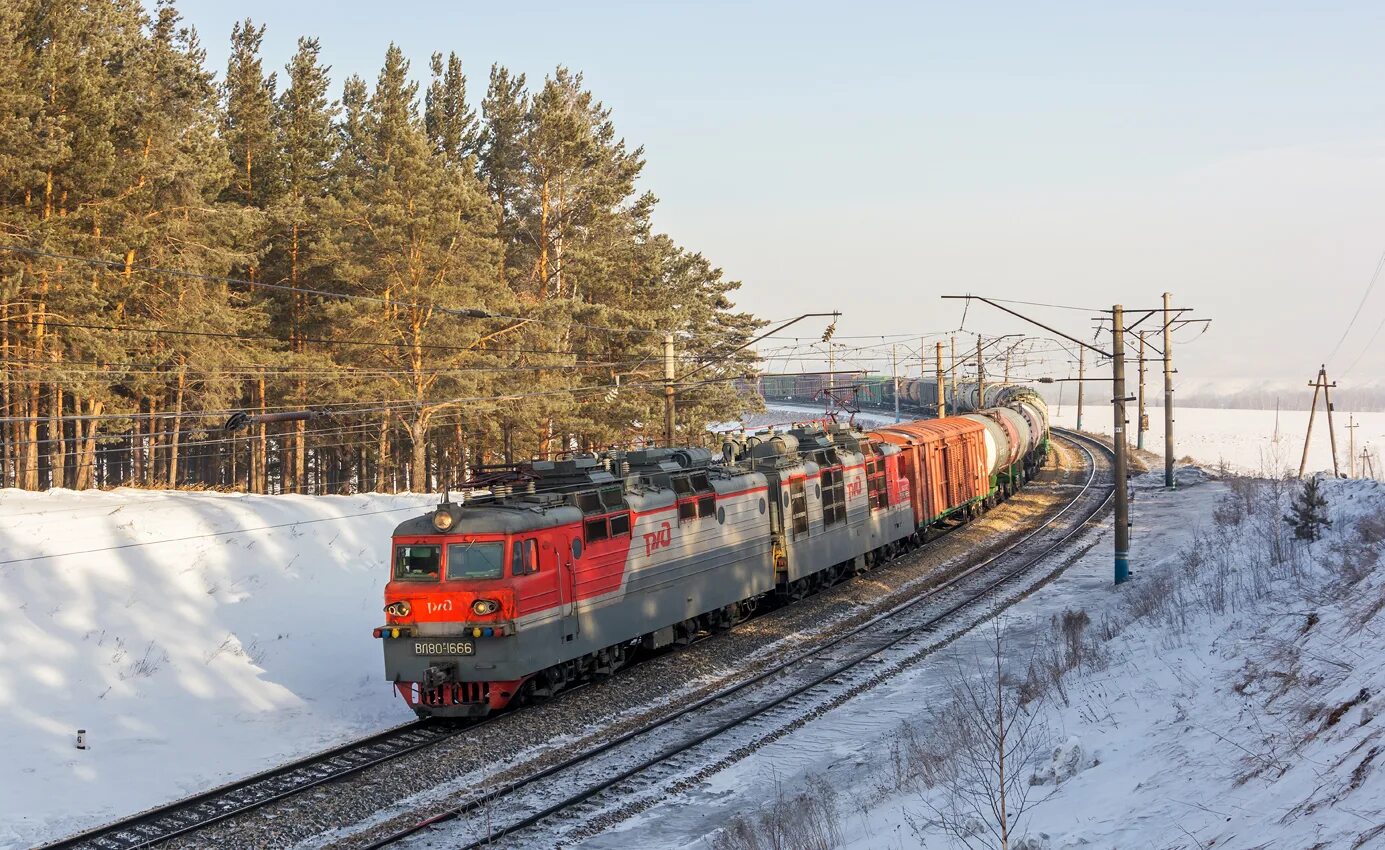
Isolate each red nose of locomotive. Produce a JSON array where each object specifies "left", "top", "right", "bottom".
[{"left": 374, "top": 510, "right": 517, "bottom": 640}]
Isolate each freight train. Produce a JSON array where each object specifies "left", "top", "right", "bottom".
[{"left": 374, "top": 391, "right": 1049, "bottom": 718}]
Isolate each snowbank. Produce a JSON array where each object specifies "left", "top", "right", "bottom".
[{"left": 0, "top": 488, "right": 435, "bottom": 849}]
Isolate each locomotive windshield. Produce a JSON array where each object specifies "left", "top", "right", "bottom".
[
  {"left": 446, "top": 542, "right": 505, "bottom": 581},
  {"left": 394, "top": 545, "right": 441, "bottom": 581}
]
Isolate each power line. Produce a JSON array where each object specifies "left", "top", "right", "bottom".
[
  {"left": 0, "top": 244, "right": 662, "bottom": 336},
  {"left": 1326, "top": 246, "right": 1385, "bottom": 365}
]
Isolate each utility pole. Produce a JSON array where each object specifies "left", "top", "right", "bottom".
[
  {"left": 1162, "top": 292, "right": 1175, "bottom": 488},
  {"left": 949, "top": 335, "right": 957, "bottom": 413},
  {"left": 939, "top": 293, "right": 1201, "bottom": 588},
  {"left": 1076, "top": 347, "right": 1085, "bottom": 431},
  {"left": 1004, "top": 344, "right": 1012, "bottom": 383},
  {"left": 1137, "top": 331, "right": 1147, "bottom": 451},
  {"left": 892, "top": 343, "right": 901, "bottom": 422},
  {"left": 826, "top": 342, "right": 835, "bottom": 400},
  {"left": 1323, "top": 367, "right": 1341, "bottom": 477},
  {"left": 1348, "top": 414, "right": 1359, "bottom": 478},
  {"left": 1112, "top": 304, "right": 1130, "bottom": 585},
  {"left": 935, "top": 341, "right": 946, "bottom": 417},
  {"left": 976, "top": 336, "right": 985, "bottom": 410},
  {"left": 1299, "top": 366, "right": 1341, "bottom": 478},
  {"left": 663, "top": 333, "right": 676, "bottom": 447}
]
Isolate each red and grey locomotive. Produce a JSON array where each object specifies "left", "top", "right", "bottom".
[{"left": 375, "top": 397, "right": 1047, "bottom": 719}]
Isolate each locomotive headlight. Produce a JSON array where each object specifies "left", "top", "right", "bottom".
[
  {"left": 471, "top": 599, "right": 500, "bottom": 616},
  {"left": 431, "top": 508, "right": 455, "bottom": 532},
  {"left": 385, "top": 600, "right": 411, "bottom": 618}
]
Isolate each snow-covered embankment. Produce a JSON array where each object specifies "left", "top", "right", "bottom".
[{"left": 0, "top": 488, "right": 434, "bottom": 849}]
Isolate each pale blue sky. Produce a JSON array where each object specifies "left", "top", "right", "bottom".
[{"left": 178, "top": 1, "right": 1385, "bottom": 388}]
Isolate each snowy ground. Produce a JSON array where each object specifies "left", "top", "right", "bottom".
[
  {"left": 0, "top": 488, "right": 435, "bottom": 849},
  {"left": 597, "top": 470, "right": 1385, "bottom": 850}
]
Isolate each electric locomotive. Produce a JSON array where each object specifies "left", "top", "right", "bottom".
[{"left": 374, "top": 400, "right": 1047, "bottom": 719}]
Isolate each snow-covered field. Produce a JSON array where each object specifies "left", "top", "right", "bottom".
[
  {"left": 1049, "top": 404, "right": 1385, "bottom": 477},
  {"left": 593, "top": 470, "right": 1385, "bottom": 850},
  {"left": 0, "top": 488, "right": 435, "bottom": 849}
]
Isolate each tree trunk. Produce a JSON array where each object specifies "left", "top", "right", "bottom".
[
  {"left": 256, "top": 376, "right": 268, "bottom": 493},
  {"left": 167, "top": 369, "right": 186, "bottom": 485},
  {"left": 144, "top": 399, "right": 158, "bottom": 487},
  {"left": 73, "top": 398, "right": 104, "bottom": 489},
  {"left": 409, "top": 416, "right": 428, "bottom": 493},
  {"left": 376, "top": 419, "right": 389, "bottom": 493},
  {"left": 0, "top": 301, "right": 11, "bottom": 488},
  {"left": 538, "top": 178, "right": 550, "bottom": 293}
]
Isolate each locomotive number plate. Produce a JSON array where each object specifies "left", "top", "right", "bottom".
[{"left": 413, "top": 640, "right": 475, "bottom": 656}]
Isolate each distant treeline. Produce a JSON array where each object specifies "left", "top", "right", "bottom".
[{"left": 0, "top": 1, "right": 762, "bottom": 493}]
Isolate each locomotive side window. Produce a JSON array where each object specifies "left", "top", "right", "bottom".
[
  {"left": 821, "top": 467, "right": 845, "bottom": 526},
  {"left": 678, "top": 500, "right": 697, "bottom": 523},
  {"left": 395, "top": 545, "right": 441, "bottom": 581},
  {"left": 790, "top": 479, "right": 809, "bottom": 538},
  {"left": 585, "top": 516, "right": 609, "bottom": 542},
  {"left": 609, "top": 512, "right": 631, "bottom": 536},
  {"left": 697, "top": 495, "right": 716, "bottom": 518},
  {"left": 511, "top": 539, "right": 540, "bottom": 576},
  {"left": 446, "top": 542, "right": 505, "bottom": 580}
]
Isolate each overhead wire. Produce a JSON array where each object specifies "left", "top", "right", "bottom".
[{"left": 1326, "top": 246, "right": 1385, "bottom": 366}]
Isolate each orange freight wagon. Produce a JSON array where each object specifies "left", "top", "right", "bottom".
[{"left": 870, "top": 418, "right": 989, "bottom": 528}]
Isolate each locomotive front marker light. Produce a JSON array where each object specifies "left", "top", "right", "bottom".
[
  {"left": 471, "top": 599, "right": 500, "bottom": 616},
  {"left": 385, "top": 601, "right": 411, "bottom": 618}
]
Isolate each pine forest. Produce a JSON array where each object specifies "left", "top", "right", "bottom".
[{"left": 0, "top": 0, "right": 765, "bottom": 494}]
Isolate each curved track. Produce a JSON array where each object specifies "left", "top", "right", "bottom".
[
  {"left": 41, "top": 429, "right": 1108, "bottom": 850},
  {"left": 369, "top": 428, "right": 1114, "bottom": 850}
]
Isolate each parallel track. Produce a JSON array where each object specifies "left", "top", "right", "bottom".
[
  {"left": 370, "top": 428, "right": 1113, "bottom": 849},
  {"left": 42, "top": 429, "right": 1107, "bottom": 850}
]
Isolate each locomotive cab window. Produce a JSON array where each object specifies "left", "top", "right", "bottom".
[
  {"left": 511, "top": 539, "right": 540, "bottom": 576},
  {"left": 609, "top": 512, "right": 631, "bottom": 536},
  {"left": 395, "top": 545, "right": 441, "bottom": 581},
  {"left": 446, "top": 542, "right": 504, "bottom": 581}
]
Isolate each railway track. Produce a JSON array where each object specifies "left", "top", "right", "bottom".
[
  {"left": 42, "top": 429, "right": 1107, "bottom": 850},
  {"left": 367, "top": 428, "right": 1114, "bottom": 849},
  {"left": 35, "top": 721, "right": 464, "bottom": 850}
]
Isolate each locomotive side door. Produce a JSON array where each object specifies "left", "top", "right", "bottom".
[{"left": 553, "top": 539, "right": 580, "bottom": 643}]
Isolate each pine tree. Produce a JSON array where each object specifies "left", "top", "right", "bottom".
[
  {"left": 265, "top": 36, "right": 338, "bottom": 492},
  {"left": 325, "top": 44, "right": 501, "bottom": 492},
  {"left": 425, "top": 52, "right": 478, "bottom": 170},
  {"left": 478, "top": 65, "right": 527, "bottom": 286},
  {"left": 1287, "top": 476, "right": 1331, "bottom": 542}
]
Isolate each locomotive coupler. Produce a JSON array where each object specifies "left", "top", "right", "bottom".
[{"left": 423, "top": 663, "right": 457, "bottom": 690}]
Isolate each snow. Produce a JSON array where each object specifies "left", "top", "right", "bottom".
[
  {"left": 595, "top": 469, "right": 1385, "bottom": 850},
  {"left": 1049, "top": 403, "right": 1385, "bottom": 478},
  {"left": 0, "top": 488, "right": 435, "bottom": 849}
]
